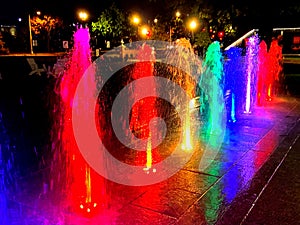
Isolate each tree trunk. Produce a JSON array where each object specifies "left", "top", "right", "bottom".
[{"left": 47, "top": 32, "right": 50, "bottom": 52}]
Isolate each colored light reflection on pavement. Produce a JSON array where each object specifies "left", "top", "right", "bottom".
[
  {"left": 202, "top": 131, "right": 255, "bottom": 223},
  {"left": 204, "top": 162, "right": 222, "bottom": 223},
  {"left": 253, "top": 128, "right": 280, "bottom": 169}
]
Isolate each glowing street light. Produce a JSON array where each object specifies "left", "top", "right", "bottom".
[
  {"left": 132, "top": 16, "right": 140, "bottom": 25},
  {"left": 28, "top": 11, "right": 41, "bottom": 54},
  {"left": 190, "top": 20, "right": 197, "bottom": 30},
  {"left": 170, "top": 11, "right": 182, "bottom": 42},
  {"left": 189, "top": 19, "right": 198, "bottom": 43},
  {"left": 78, "top": 10, "right": 89, "bottom": 22},
  {"left": 131, "top": 14, "right": 141, "bottom": 39},
  {"left": 141, "top": 27, "right": 148, "bottom": 36},
  {"left": 140, "top": 25, "right": 151, "bottom": 39},
  {"left": 28, "top": 14, "right": 33, "bottom": 54}
]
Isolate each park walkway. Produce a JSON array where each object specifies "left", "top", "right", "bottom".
[{"left": 0, "top": 95, "right": 299, "bottom": 225}]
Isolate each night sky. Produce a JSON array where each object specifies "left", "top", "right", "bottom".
[
  {"left": 0, "top": 0, "right": 160, "bottom": 23},
  {"left": 0, "top": 0, "right": 299, "bottom": 28}
]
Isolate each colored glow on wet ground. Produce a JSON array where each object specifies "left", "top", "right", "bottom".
[{"left": 182, "top": 104, "right": 193, "bottom": 151}]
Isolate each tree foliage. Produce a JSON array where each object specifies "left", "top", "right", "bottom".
[
  {"left": 0, "top": 32, "right": 9, "bottom": 54},
  {"left": 147, "top": 0, "right": 244, "bottom": 47},
  {"left": 151, "top": 17, "right": 170, "bottom": 41},
  {"left": 31, "top": 15, "right": 62, "bottom": 35},
  {"left": 91, "top": 3, "right": 128, "bottom": 40},
  {"left": 31, "top": 15, "right": 63, "bottom": 51}
]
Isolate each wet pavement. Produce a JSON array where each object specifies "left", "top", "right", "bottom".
[
  {"left": 0, "top": 94, "right": 299, "bottom": 225},
  {"left": 1, "top": 54, "right": 300, "bottom": 225}
]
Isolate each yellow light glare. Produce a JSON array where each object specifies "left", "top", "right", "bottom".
[
  {"left": 190, "top": 20, "right": 197, "bottom": 30},
  {"left": 78, "top": 11, "right": 88, "bottom": 21},
  {"left": 132, "top": 16, "right": 140, "bottom": 25},
  {"left": 181, "top": 106, "right": 192, "bottom": 151},
  {"left": 141, "top": 27, "right": 148, "bottom": 36}
]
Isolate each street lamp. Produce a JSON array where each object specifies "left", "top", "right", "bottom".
[
  {"left": 170, "top": 11, "right": 183, "bottom": 42},
  {"left": 141, "top": 27, "right": 148, "bottom": 36},
  {"left": 28, "top": 11, "right": 41, "bottom": 54},
  {"left": 28, "top": 14, "right": 33, "bottom": 54},
  {"left": 132, "top": 16, "right": 140, "bottom": 25},
  {"left": 78, "top": 10, "right": 89, "bottom": 26},
  {"left": 140, "top": 25, "right": 151, "bottom": 39},
  {"left": 189, "top": 19, "right": 198, "bottom": 43},
  {"left": 153, "top": 18, "right": 158, "bottom": 37},
  {"left": 131, "top": 14, "right": 141, "bottom": 39}
]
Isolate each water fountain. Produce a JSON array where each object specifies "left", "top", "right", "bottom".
[
  {"left": 244, "top": 34, "right": 260, "bottom": 113},
  {"left": 165, "top": 38, "right": 199, "bottom": 151},
  {"left": 256, "top": 38, "right": 283, "bottom": 106},
  {"left": 224, "top": 47, "right": 244, "bottom": 122},
  {"left": 257, "top": 40, "right": 269, "bottom": 106},
  {"left": 50, "top": 27, "right": 106, "bottom": 216},
  {"left": 33, "top": 27, "right": 283, "bottom": 222},
  {"left": 224, "top": 35, "right": 283, "bottom": 113},
  {"left": 130, "top": 43, "right": 156, "bottom": 140},
  {"left": 129, "top": 43, "right": 156, "bottom": 171},
  {"left": 198, "top": 41, "right": 225, "bottom": 134},
  {"left": 0, "top": 21, "right": 290, "bottom": 224},
  {"left": 267, "top": 38, "right": 283, "bottom": 99}
]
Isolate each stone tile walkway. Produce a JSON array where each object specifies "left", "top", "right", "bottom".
[{"left": 1, "top": 96, "right": 300, "bottom": 225}]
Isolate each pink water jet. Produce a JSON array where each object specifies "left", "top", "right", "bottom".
[{"left": 52, "top": 27, "right": 107, "bottom": 216}]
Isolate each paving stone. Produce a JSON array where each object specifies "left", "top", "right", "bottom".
[
  {"left": 116, "top": 204, "right": 177, "bottom": 225},
  {"left": 1, "top": 90, "right": 299, "bottom": 224},
  {"left": 131, "top": 188, "right": 200, "bottom": 218}
]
